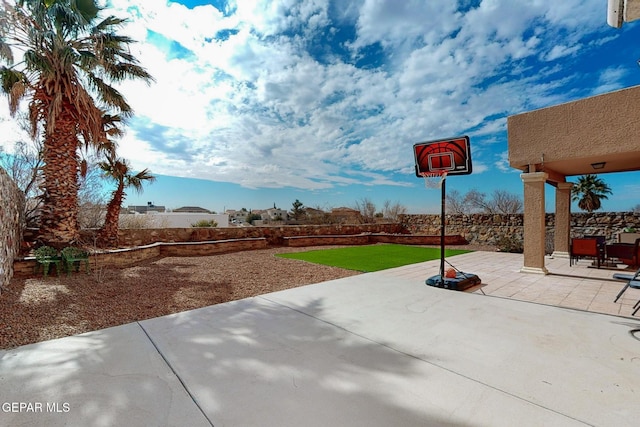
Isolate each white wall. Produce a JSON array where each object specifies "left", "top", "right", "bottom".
[{"left": 146, "top": 213, "right": 229, "bottom": 228}]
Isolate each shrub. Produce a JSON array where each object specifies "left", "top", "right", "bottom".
[
  {"left": 496, "top": 235, "right": 523, "bottom": 253},
  {"left": 191, "top": 220, "right": 218, "bottom": 228},
  {"left": 34, "top": 245, "right": 59, "bottom": 260}
]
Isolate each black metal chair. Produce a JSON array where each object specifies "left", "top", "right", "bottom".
[{"left": 613, "top": 268, "right": 640, "bottom": 316}]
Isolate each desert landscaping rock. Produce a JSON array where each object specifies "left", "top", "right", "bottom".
[{"left": 0, "top": 246, "right": 360, "bottom": 350}]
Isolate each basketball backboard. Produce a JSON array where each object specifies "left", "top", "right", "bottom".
[{"left": 413, "top": 136, "right": 472, "bottom": 177}]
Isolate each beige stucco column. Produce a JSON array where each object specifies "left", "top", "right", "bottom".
[
  {"left": 552, "top": 182, "right": 573, "bottom": 258},
  {"left": 520, "top": 172, "right": 548, "bottom": 274}
]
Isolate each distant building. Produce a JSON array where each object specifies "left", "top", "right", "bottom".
[
  {"left": 226, "top": 209, "right": 249, "bottom": 224},
  {"left": 119, "top": 212, "right": 229, "bottom": 228},
  {"left": 158, "top": 213, "right": 228, "bottom": 228},
  {"left": 127, "top": 202, "right": 165, "bottom": 213},
  {"left": 262, "top": 207, "right": 288, "bottom": 221},
  {"left": 173, "top": 206, "right": 211, "bottom": 213}
]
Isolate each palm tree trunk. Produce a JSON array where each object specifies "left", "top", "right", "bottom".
[
  {"left": 98, "top": 183, "right": 125, "bottom": 247},
  {"left": 38, "top": 110, "right": 80, "bottom": 248}
]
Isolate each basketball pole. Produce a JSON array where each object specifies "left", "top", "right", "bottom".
[{"left": 440, "top": 174, "right": 446, "bottom": 283}]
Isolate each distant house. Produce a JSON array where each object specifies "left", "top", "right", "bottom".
[
  {"left": 173, "top": 206, "right": 211, "bottom": 213},
  {"left": 226, "top": 209, "right": 249, "bottom": 224},
  {"left": 262, "top": 207, "right": 288, "bottom": 221},
  {"left": 127, "top": 203, "right": 165, "bottom": 213}
]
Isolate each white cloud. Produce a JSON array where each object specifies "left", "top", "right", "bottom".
[
  {"left": 93, "top": 0, "right": 628, "bottom": 191},
  {"left": 592, "top": 66, "right": 629, "bottom": 95},
  {"left": 544, "top": 44, "right": 581, "bottom": 61}
]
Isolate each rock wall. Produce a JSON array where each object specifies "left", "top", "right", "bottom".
[
  {"left": 84, "top": 213, "right": 640, "bottom": 251},
  {"left": 0, "top": 168, "right": 25, "bottom": 293},
  {"left": 401, "top": 212, "right": 640, "bottom": 249}
]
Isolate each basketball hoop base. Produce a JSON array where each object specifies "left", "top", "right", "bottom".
[{"left": 425, "top": 272, "right": 482, "bottom": 291}]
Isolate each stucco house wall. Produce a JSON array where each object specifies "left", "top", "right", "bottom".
[{"left": 508, "top": 85, "right": 640, "bottom": 178}]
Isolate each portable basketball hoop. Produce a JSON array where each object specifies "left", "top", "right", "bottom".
[{"left": 413, "top": 136, "right": 482, "bottom": 292}]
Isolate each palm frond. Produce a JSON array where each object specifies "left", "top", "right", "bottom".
[
  {"left": 23, "top": 49, "right": 54, "bottom": 76},
  {"left": 129, "top": 168, "right": 156, "bottom": 194},
  {"left": 93, "top": 15, "right": 127, "bottom": 32},
  {"left": 85, "top": 72, "right": 131, "bottom": 113},
  {"left": 0, "top": 40, "right": 13, "bottom": 63},
  {"left": 107, "top": 62, "right": 154, "bottom": 83},
  {"left": 0, "top": 66, "right": 28, "bottom": 93}
]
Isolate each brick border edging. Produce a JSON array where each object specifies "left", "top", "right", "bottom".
[{"left": 283, "top": 233, "right": 466, "bottom": 246}]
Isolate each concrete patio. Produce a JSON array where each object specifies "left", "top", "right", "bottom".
[{"left": 1, "top": 251, "right": 639, "bottom": 426}]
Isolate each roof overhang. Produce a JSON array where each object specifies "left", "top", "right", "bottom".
[
  {"left": 608, "top": 0, "right": 640, "bottom": 28},
  {"left": 507, "top": 85, "right": 640, "bottom": 184}
]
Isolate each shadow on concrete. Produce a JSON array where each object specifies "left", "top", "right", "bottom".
[{"left": 140, "top": 296, "right": 472, "bottom": 427}]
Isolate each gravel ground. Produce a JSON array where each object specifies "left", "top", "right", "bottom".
[
  {"left": 1, "top": 244, "right": 495, "bottom": 350},
  {"left": 0, "top": 246, "right": 361, "bottom": 350}
]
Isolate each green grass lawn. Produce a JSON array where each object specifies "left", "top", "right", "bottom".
[{"left": 276, "top": 244, "right": 471, "bottom": 272}]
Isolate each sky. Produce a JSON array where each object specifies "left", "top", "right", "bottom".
[{"left": 1, "top": 0, "right": 640, "bottom": 214}]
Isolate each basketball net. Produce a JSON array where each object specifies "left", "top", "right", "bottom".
[{"left": 419, "top": 170, "right": 448, "bottom": 189}]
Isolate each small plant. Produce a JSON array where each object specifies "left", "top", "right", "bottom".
[
  {"left": 34, "top": 245, "right": 59, "bottom": 260},
  {"left": 191, "top": 219, "right": 218, "bottom": 228},
  {"left": 61, "top": 246, "right": 88, "bottom": 258},
  {"left": 623, "top": 227, "right": 637, "bottom": 233},
  {"left": 496, "top": 235, "right": 524, "bottom": 253},
  {"left": 33, "top": 246, "right": 62, "bottom": 277},
  {"left": 61, "top": 246, "right": 90, "bottom": 275}
]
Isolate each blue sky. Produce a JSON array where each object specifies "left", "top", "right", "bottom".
[{"left": 2, "top": 0, "right": 640, "bottom": 214}]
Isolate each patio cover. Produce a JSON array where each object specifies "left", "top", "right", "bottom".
[{"left": 507, "top": 84, "right": 640, "bottom": 273}]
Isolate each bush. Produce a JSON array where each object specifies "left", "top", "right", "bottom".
[
  {"left": 496, "top": 235, "right": 523, "bottom": 253},
  {"left": 191, "top": 220, "right": 218, "bottom": 228}
]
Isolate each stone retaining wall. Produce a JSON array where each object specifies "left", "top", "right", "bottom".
[
  {"left": 83, "top": 223, "right": 406, "bottom": 247},
  {"left": 284, "top": 234, "right": 370, "bottom": 247},
  {"left": 370, "top": 233, "right": 467, "bottom": 245},
  {"left": 283, "top": 233, "right": 467, "bottom": 247},
  {"left": 0, "top": 168, "right": 25, "bottom": 293},
  {"left": 401, "top": 212, "right": 640, "bottom": 248}
]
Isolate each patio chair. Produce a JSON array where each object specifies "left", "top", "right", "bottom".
[
  {"left": 61, "top": 246, "right": 90, "bottom": 276},
  {"left": 613, "top": 268, "right": 640, "bottom": 316},
  {"left": 570, "top": 238, "right": 604, "bottom": 268},
  {"left": 33, "top": 246, "right": 62, "bottom": 277},
  {"left": 611, "top": 238, "right": 640, "bottom": 268}
]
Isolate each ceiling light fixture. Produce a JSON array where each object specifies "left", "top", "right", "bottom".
[{"left": 591, "top": 162, "right": 606, "bottom": 170}]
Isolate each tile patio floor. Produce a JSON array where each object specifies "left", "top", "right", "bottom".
[{"left": 386, "top": 250, "right": 640, "bottom": 318}]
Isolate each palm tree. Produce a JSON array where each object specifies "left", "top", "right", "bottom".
[
  {"left": 97, "top": 157, "right": 155, "bottom": 247},
  {"left": 571, "top": 174, "right": 612, "bottom": 212},
  {"left": 0, "top": 0, "right": 153, "bottom": 246}
]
